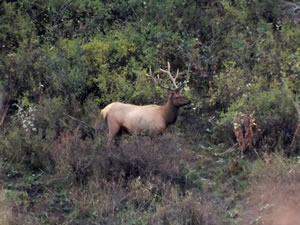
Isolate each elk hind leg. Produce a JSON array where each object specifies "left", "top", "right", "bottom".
[{"left": 107, "top": 120, "right": 121, "bottom": 144}]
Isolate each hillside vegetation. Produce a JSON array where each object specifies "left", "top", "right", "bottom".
[{"left": 0, "top": 0, "right": 299, "bottom": 224}]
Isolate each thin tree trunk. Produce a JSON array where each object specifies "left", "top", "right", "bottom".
[
  {"left": 290, "top": 122, "right": 300, "bottom": 148},
  {"left": 0, "top": 96, "right": 11, "bottom": 127}
]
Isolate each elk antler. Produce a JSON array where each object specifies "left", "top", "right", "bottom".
[
  {"left": 146, "top": 62, "right": 183, "bottom": 90},
  {"left": 159, "top": 62, "right": 179, "bottom": 89},
  {"left": 146, "top": 66, "right": 172, "bottom": 90}
]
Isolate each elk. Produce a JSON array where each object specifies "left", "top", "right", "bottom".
[{"left": 100, "top": 62, "right": 191, "bottom": 143}]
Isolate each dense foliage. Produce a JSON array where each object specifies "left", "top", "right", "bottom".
[{"left": 0, "top": 0, "right": 299, "bottom": 224}]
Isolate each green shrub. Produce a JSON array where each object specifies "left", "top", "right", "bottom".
[
  {"left": 218, "top": 79, "right": 298, "bottom": 153},
  {"left": 209, "top": 62, "right": 246, "bottom": 109},
  {"left": 45, "top": 39, "right": 94, "bottom": 103},
  {"left": 35, "top": 97, "right": 68, "bottom": 139},
  {"left": 81, "top": 29, "right": 162, "bottom": 105},
  {"left": 0, "top": 2, "right": 33, "bottom": 52},
  {"left": 0, "top": 126, "right": 52, "bottom": 172}
]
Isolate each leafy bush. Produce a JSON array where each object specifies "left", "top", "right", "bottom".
[
  {"left": 82, "top": 29, "right": 163, "bottom": 105},
  {"left": 0, "top": 126, "right": 52, "bottom": 172},
  {"left": 218, "top": 79, "right": 298, "bottom": 154},
  {"left": 34, "top": 97, "right": 69, "bottom": 139},
  {"left": 0, "top": 2, "right": 33, "bottom": 52},
  {"left": 209, "top": 62, "right": 246, "bottom": 109},
  {"left": 45, "top": 39, "right": 92, "bottom": 102}
]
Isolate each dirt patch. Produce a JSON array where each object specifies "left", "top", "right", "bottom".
[{"left": 242, "top": 168, "right": 300, "bottom": 225}]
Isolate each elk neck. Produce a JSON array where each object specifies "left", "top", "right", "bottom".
[{"left": 161, "top": 99, "right": 179, "bottom": 126}]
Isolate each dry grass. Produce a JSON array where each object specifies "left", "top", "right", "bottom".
[
  {"left": 48, "top": 129, "right": 222, "bottom": 224},
  {"left": 51, "top": 129, "right": 197, "bottom": 186},
  {"left": 0, "top": 188, "right": 11, "bottom": 225},
  {"left": 66, "top": 175, "right": 222, "bottom": 225},
  {"left": 150, "top": 187, "right": 221, "bottom": 225}
]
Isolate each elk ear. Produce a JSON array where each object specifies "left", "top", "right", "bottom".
[
  {"left": 169, "top": 91, "right": 175, "bottom": 97},
  {"left": 174, "top": 87, "right": 183, "bottom": 94}
]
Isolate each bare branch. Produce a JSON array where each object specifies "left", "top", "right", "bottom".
[{"left": 0, "top": 96, "right": 11, "bottom": 127}]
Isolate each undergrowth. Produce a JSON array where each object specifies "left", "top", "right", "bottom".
[{"left": 0, "top": 126, "right": 228, "bottom": 225}]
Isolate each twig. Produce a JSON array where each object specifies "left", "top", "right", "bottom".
[
  {"left": 0, "top": 96, "right": 11, "bottom": 127},
  {"left": 290, "top": 98, "right": 300, "bottom": 148},
  {"left": 63, "top": 113, "right": 93, "bottom": 129},
  {"left": 290, "top": 122, "right": 300, "bottom": 148},
  {"left": 282, "top": 80, "right": 300, "bottom": 148}
]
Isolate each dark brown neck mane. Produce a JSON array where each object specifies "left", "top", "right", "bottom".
[{"left": 162, "top": 99, "right": 179, "bottom": 126}]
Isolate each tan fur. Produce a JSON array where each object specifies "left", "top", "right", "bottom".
[
  {"left": 105, "top": 103, "right": 166, "bottom": 135},
  {"left": 100, "top": 89, "right": 191, "bottom": 143},
  {"left": 101, "top": 102, "right": 117, "bottom": 121}
]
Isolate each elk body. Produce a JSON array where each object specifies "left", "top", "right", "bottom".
[{"left": 100, "top": 63, "right": 191, "bottom": 143}]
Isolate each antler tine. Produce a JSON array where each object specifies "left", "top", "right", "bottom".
[
  {"left": 175, "top": 68, "right": 179, "bottom": 80},
  {"left": 145, "top": 66, "right": 152, "bottom": 77},
  {"left": 159, "top": 62, "right": 178, "bottom": 89},
  {"left": 146, "top": 66, "right": 171, "bottom": 91}
]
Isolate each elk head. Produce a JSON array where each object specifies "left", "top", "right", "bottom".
[
  {"left": 168, "top": 87, "right": 191, "bottom": 107},
  {"left": 147, "top": 62, "right": 191, "bottom": 107}
]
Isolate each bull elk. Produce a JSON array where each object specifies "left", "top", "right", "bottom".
[{"left": 100, "top": 62, "right": 191, "bottom": 143}]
